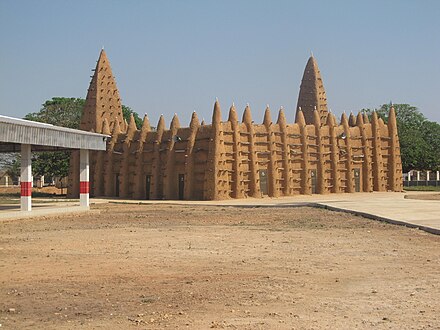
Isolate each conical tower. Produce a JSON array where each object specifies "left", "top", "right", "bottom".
[
  {"left": 80, "top": 49, "right": 124, "bottom": 133},
  {"left": 296, "top": 55, "right": 328, "bottom": 125}
]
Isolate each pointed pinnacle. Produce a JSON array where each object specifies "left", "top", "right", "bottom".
[
  {"left": 112, "top": 118, "right": 122, "bottom": 136},
  {"left": 189, "top": 111, "right": 200, "bottom": 129},
  {"left": 277, "top": 108, "right": 287, "bottom": 127},
  {"left": 170, "top": 113, "right": 181, "bottom": 130},
  {"left": 340, "top": 112, "right": 349, "bottom": 127},
  {"left": 356, "top": 112, "right": 364, "bottom": 127},
  {"left": 156, "top": 115, "right": 165, "bottom": 133},
  {"left": 141, "top": 114, "right": 151, "bottom": 134},
  {"left": 242, "top": 104, "right": 252, "bottom": 124},
  {"left": 213, "top": 99, "right": 222, "bottom": 124},
  {"left": 102, "top": 118, "right": 111, "bottom": 135},
  {"left": 326, "top": 112, "right": 336, "bottom": 127},
  {"left": 228, "top": 104, "right": 238, "bottom": 123},
  {"left": 263, "top": 106, "right": 272, "bottom": 127},
  {"left": 313, "top": 109, "right": 321, "bottom": 127},
  {"left": 127, "top": 113, "right": 137, "bottom": 138},
  {"left": 296, "top": 109, "right": 306, "bottom": 126}
]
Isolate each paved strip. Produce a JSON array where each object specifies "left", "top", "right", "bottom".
[
  {"left": 0, "top": 205, "right": 97, "bottom": 221},
  {"left": 1, "top": 192, "right": 439, "bottom": 235}
]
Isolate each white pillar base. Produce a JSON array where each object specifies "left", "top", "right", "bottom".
[
  {"left": 21, "top": 195, "right": 31, "bottom": 212},
  {"left": 80, "top": 193, "right": 89, "bottom": 208}
]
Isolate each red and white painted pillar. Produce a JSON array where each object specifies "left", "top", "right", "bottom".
[
  {"left": 20, "top": 144, "right": 32, "bottom": 211},
  {"left": 79, "top": 149, "right": 89, "bottom": 208}
]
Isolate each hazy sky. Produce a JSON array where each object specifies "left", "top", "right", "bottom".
[{"left": 1, "top": 0, "right": 439, "bottom": 125}]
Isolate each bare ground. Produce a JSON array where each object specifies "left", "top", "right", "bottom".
[{"left": 0, "top": 204, "right": 439, "bottom": 329}]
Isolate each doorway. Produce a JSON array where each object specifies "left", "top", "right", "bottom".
[
  {"left": 178, "top": 174, "right": 185, "bottom": 200},
  {"left": 354, "top": 168, "right": 361, "bottom": 192},
  {"left": 259, "top": 169, "right": 268, "bottom": 195},
  {"left": 145, "top": 175, "right": 151, "bottom": 200},
  {"left": 115, "top": 174, "right": 120, "bottom": 197},
  {"left": 311, "top": 169, "right": 317, "bottom": 194}
]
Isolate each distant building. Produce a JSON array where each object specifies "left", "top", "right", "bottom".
[
  {"left": 68, "top": 50, "right": 403, "bottom": 200},
  {"left": 0, "top": 171, "right": 12, "bottom": 187}
]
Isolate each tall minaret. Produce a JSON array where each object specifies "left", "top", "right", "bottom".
[
  {"left": 80, "top": 49, "right": 124, "bottom": 133},
  {"left": 296, "top": 55, "right": 328, "bottom": 125}
]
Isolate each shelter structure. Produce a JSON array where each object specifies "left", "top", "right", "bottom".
[
  {"left": 68, "top": 50, "right": 403, "bottom": 200},
  {"left": 0, "top": 115, "right": 108, "bottom": 210}
]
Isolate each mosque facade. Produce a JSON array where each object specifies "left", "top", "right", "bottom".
[{"left": 68, "top": 50, "right": 403, "bottom": 200}]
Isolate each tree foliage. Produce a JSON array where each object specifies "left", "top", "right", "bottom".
[
  {"left": 31, "top": 152, "right": 70, "bottom": 178},
  {"left": 363, "top": 104, "right": 440, "bottom": 172},
  {"left": 24, "top": 97, "right": 142, "bottom": 130},
  {"left": 122, "top": 105, "right": 142, "bottom": 129},
  {"left": 24, "top": 97, "right": 85, "bottom": 129},
  {"left": 22, "top": 97, "right": 142, "bottom": 179}
]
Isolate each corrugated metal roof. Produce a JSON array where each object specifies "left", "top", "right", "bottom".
[{"left": 0, "top": 115, "right": 109, "bottom": 151}]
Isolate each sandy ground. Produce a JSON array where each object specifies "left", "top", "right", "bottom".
[{"left": 0, "top": 204, "right": 439, "bottom": 329}]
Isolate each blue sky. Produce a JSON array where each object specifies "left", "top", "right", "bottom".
[{"left": 1, "top": 0, "right": 439, "bottom": 125}]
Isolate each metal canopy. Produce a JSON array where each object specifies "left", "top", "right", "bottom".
[{"left": 0, "top": 115, "right": 109, "bottom": 152}]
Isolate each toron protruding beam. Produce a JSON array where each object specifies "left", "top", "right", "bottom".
[
  {"left": 297, "top": 110, "right": 311, "bottom": 195},
  {"left": 277, "top": 109, "right": 290, "bottom": 195},
  {"left": 341, "top": 113, "right": 354, "bottom": 193},
  {"left": 151, "top": 115, "right": 165, "bottom": 199},
  {"left": 264, "top": 106, "right": 278, "bottom": 197},
  {"left": 371, "top": 112, "right": 386, "bottom": 191},
  {"left": 357, "top": 112, "right": 372, "bottom": 192},
  {"left": 313, "top": 109, "right": 325, "bottom": 194},
  {"left": 242, "top": 105, "right": 259, "bottom": 197},
  {"left": 119, "top": 114, "right": 138, "bottom": 198},
  {"left": 228, "top": 105, "right": 244, "bottom": 198},
  {"left": 387, "top": 106, "right": 402, "bottom": 191},
  {"left": 327, "top": 113, "right": 340, "bottom": 193},
  {"left": 184, "top": 112, "right": 200, "bottom": 200}
]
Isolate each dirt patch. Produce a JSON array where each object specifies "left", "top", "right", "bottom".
[
  {"left": 0, "top": 204, "right": 439, "bottom": 329},
  {"left": 405, "top": 193, "right": 440, "bottom": 200}
]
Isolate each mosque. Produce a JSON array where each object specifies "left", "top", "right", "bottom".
[{"left": 68, "top": 50, "right": 403, "bottom": 200}]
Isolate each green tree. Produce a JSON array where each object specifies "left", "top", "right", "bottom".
[
  {"left": 122, "top": 105, "right": 142, "bottom": 129},
  {"left": 362, "top": 104, "right": 440, "bottom": 172},
  {"left": 24, "top": 97, "right": 85, "bottom": 129},
  {"left": 25, "top": 97, "right": 142, "bottom": 129},
  {"left": 22, "top": 97, "right": 142, "bottom": 181},
  {"left": 32, "top": 152, "right": 70, "bottom": 178}
]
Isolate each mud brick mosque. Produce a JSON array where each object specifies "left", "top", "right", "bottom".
[{"left": 68, "top": 50, "right": 403, "bottom": 200}]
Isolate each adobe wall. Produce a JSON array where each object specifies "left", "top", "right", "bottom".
[
  {"left": 68, "top": 50, "right": 403, "bottom": 200},
  {"left": 78, "top": 101, "right": 402, "bottom": 201}
]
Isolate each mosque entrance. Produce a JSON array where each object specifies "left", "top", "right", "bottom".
[
  {"left": 354, "top": 168, "right": 361, "bottom": 192},
  {"left": 259, "top": 169, "right": 268, "bottom": 195},
  {"left": 178, "top": 174, "right": 185, "bottom": 200},
  {"left": 115, "top": 174, "right": 120, "bottom": 197},
  {"left": 311, "top": 169, "right": 317, "bottom": 194},
  {"left": 145, "top": 175, "right": 151, "bottom": 200}
]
